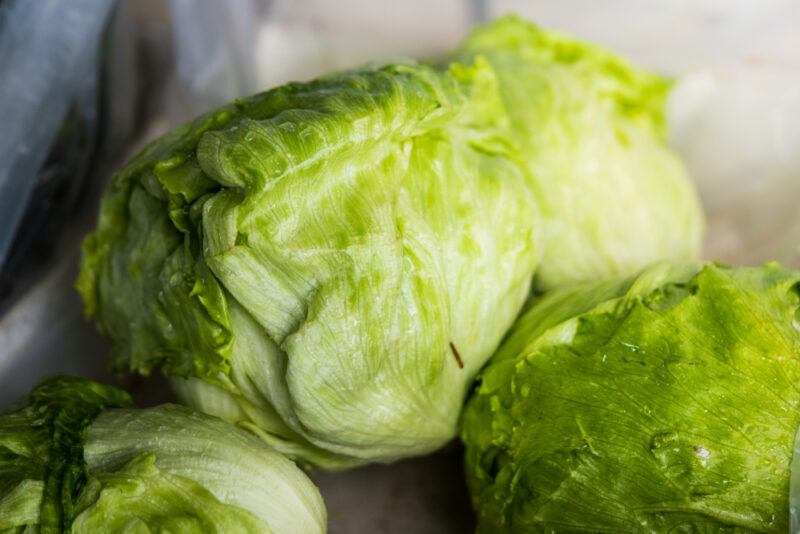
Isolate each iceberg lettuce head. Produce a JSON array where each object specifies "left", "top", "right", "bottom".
[
  {"left": 462, "top": 262, "right": 800, "bottom": 532},
  {"left": 456, "top": 17, "right": 703, "bottom": 288},
  {"left": 77, "top": 59, "right": 539, "bottom": 467},
  {"left": 0, "top": 376, "right": 326, "bottom": 534}
]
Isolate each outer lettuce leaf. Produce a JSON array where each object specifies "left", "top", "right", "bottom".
[
  {"left": 0, "top": 376, "right": 131, "bottom": 533},
  {"left": 0, "top": 378, "right": 326, "bottom": 534},
  {"left": 79, "top": 57, "right": 539, "bottom": 466},
  {"left": 71, "top": 453, "right": 268, "bottom": 534},
  {"left": 462, "top": 263, "right": 800, "bottom": 532},
  {"left": 455, "top": 17, "right": 703, "bottom": 289}
]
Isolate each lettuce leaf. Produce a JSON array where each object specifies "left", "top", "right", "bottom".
[
  {"left": 462, "top": 262, "right": 800, "bottom": 532},
  {"left": 0, "top": 376, "right": 130, "bottom": 532}
]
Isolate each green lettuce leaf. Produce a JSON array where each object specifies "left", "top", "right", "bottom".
[
  {"left": 455, "top": 17, "right": 703, "bottom": 289},
  {"left": 71, "top": 453, "right": 268, "bottom": 534},
  {"left": 462, "top": 262, "right": 800, "bottom": 532}
]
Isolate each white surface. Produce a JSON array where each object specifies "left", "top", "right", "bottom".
[
  {"left": 670, "top": 66, "right": 800, "bottom": 266},
  {"left": 254, "top": 0, "right": 472, "bottom": 89},
  {"left": 492, "top": 0, "right": 800, "bottom": 268},
  {"left": 491, "top": 0, "right": 800, "bottom": 73}
]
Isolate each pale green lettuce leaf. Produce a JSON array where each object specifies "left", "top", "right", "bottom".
[
  {"left": 71, "top": 453, "right": 268, "bottom": 534},
  {"left": 455, "top": 17, "right": 703, "bottom": 289},
  {"left": 462, "top": 262, "right": 800, "bottom": 532}
]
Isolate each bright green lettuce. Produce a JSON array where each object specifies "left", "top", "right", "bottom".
[
  {"left": 455, "top": 17, "right": 703, "bottom": 289},
  {"left": 77, "top": 17, "right": 701, "bottom": 468},
  {"left": 0, "top": 377, "right": 326, "bottom": 534},
  {"left": 462, "top": 262, "right": 800, "bottom": 532}
]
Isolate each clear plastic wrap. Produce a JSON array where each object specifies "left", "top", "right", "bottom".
[{"left": 0, "top": 0, "right": 115, "bottom": 290}]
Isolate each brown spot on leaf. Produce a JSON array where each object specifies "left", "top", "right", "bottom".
[{"left": 449, "top": 341, "right": 464, "bottom": 369}]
